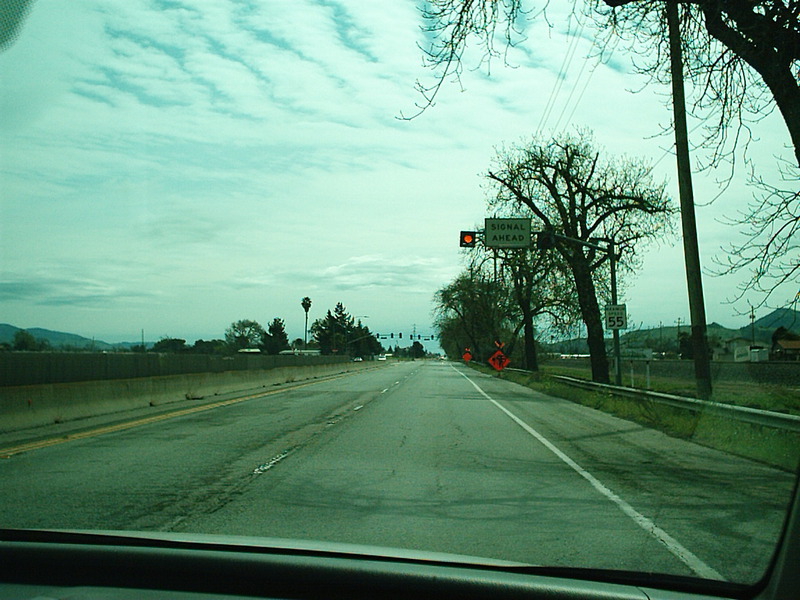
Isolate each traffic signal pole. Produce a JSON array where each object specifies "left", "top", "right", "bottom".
[
  {"left": 666, "top": 0, "right": 713, "bottom": 400},
  {"left": 463, "top": 224, "right": 622, "bottom": 384}
]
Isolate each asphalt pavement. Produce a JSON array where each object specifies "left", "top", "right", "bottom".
[{"left": 0, "top": 360, "right": 794, "bottom": 585}]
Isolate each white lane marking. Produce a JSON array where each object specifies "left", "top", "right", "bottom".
[
  {"left": 453, "top": 367, "right": 724, "bottom": 581},
  {"left": 253, "top": 449, "right": 294, "bottom": 475},
  {"left": 381, "top": 388, "right": 389, "bottom": 394}
]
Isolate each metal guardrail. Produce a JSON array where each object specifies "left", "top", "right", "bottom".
[{"left": 547, "top": 374, "right": 800, "bottom": 433}]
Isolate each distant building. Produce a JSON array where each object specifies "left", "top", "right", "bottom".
[
  {"left": 773, "top": 339, "right": 800, "bottom": 361},
  {"left": 723, "top": 337, "right": 752, "bottom": 362}
]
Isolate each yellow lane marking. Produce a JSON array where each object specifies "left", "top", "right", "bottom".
[{"left": 0, "top": 372, "right": 354, "bottom": 459}]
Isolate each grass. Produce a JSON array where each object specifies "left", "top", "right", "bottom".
[
  {"left": 541, "top": 363, "right": 800, "bottom": 416},
  {"left": 471, "top": 363, "right": 800, "bottom": 472}
]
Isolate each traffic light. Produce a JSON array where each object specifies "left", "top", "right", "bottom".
[
  {"left": 459, "top": 231, "right": 477, "bottom": 248},
  {"left": 536, "top": 231, "right": 556, "bottom": 250}
]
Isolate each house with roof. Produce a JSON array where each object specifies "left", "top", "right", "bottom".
[
  {"left": 723, "top": 337, "right": 755, "bottom": 362},
  {"left": 772, "top": 338, "right": 800, "bottom": 361}
]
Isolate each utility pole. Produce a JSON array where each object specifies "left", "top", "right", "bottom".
[
  {"left": 609, "top": 240, "right": 622, "bottom": 385},
  {"left": 666, "top": 0, "right": 713, "bottom": 399}
]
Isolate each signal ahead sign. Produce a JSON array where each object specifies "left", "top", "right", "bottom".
[{"left": 484, "top": 218, "right": 531, "bottom": 248}]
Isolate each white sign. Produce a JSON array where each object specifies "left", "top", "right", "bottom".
[
  {"left": 484, "top": 218, "right": 531, "bottom": 248},
  {"left": 605, "top": 304, "right": 628, "bottom": 330}
]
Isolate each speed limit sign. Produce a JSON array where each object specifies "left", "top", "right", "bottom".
[{"left": 605, "top": 304, "right": 628, "bottom": 329}]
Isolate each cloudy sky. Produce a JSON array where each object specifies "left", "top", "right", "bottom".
[{"left": 0, "top": 0, "right": 795, "bottom": 346}]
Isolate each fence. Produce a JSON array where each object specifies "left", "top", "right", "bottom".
[
  {"left": 548, "top": 357, "right": 800, "bottom": 388},
  {"left": 0, "top": 352, "right": 351, "bottom": 387},
  {"left": 551, "top": 375, "right": 800, "bottom": 433}
]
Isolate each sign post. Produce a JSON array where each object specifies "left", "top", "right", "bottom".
[{"left": 605, "top": 301, "right": 626, "bottom": 386}]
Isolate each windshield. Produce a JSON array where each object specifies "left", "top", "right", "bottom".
[{"left": 1, "top": 0, "right": 798, "bottom": 592}]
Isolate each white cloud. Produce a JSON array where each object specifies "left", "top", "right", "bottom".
[{"left": 0, "top": 0, "right": 794, "bottom": 343}]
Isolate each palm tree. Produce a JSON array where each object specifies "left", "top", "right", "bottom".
[{"left": 301, "top": 297, "right": 312, "bottom": 347}]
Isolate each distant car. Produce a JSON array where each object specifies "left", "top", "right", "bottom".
[
  {"left": 377, "top": 355, "right": 386, "bottom": 361},
  {"left": 352, "top": 357, "right": 363, "bottom": 362}
]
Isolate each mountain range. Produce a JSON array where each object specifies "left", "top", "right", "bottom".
[
  {"left": 1, "top": 307, "right": 797, "bottom": 351},
  {"left": 619, "top": 307, "right": 799, "bottom": 349},
  {"left": 0, "top": 324, "right": 130, "bottom": 351}
]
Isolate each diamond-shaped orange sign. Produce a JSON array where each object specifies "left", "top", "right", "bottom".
[
  {"left": 488, "top": 350, "right": 510, "bottom": 371},
  {"left": 462, "top": 351, "right": 473, "bottom": 362}
]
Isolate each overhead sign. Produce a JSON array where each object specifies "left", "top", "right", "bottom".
[
  {"left": 484, "top": 218, "right": 531, "bottom": 249},
  {"left": 605, "top": 304, "right": 628, "bottom": 330},
  {"left": 488, "top": 350, "right": 510, "bottom": 371}
]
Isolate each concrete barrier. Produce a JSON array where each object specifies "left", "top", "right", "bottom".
[
  {"left": 0, "top": 361, "right": 379, "bottom": 434},
  {"left": 0, "top": 352, "right": 354, "bottom": 387}
]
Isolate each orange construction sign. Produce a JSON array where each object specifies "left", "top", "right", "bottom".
[{"left": 488, "top": 350, "right": 510, "bottom": 371}]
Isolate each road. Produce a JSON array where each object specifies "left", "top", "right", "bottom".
[{"left": 0, "top": 360, "right": 795, "bottom": 585}]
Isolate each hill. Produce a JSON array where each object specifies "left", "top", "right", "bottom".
[
  {"left": 613, "top": 307, "right": 798, "bottom": 352},
  {"left": 0, "top": 324, "right": 115, "bottom": 351},
  {"left": 751, "top": 307, "right": 800, "bottom": 331},
  {"left": 735, "top": 307, "right": 799, "bottom": 345}
]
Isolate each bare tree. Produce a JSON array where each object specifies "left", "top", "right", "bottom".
[
  {"left": 434, "top": 259, "right": 517, "bottom": 361},
  {"left": 488, "top": 130, "right": 673, "bottom": 382},
  {"left": 494, "top": 245, "right": 580, "bottom": 370},
  {"left": 716, "top": 160, "right": 800, "bottom": 304},
  {"left": 596, "top": 1, "right": 800, "bottom": 303},
  {"left": 403, "top": 0, "right": 532, "bottom": 119},
  {"left": 415, "top": 1, "right": 799, "bottom": 164},
  {"left": 599, "top": 0, "right": 800, "bottom": 167},
  {"left": 412, "top": 0, "right": 800, "bottom": 302}
]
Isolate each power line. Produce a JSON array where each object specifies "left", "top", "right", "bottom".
[{"left": 536, "top": 15, "right": 585, "bottom": 136}]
